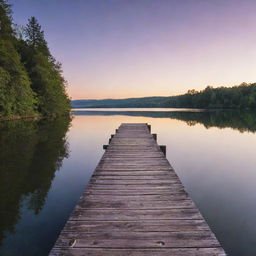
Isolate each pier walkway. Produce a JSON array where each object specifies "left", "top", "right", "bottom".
[{"left": 50, "top": 123, "right": 226, "bottom": 256}]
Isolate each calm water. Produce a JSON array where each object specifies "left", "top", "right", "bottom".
[{"left": 0, "top": 109, "right": 256, "bottom": 256}]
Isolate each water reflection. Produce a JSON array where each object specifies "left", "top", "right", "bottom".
[
  {"left": 1, "top": 110, "right": 256, "bottom": 256},
  {"left": 0, "top": 116, "right": 71, "bottom": 245},
  {"left": 73, "top": 109, "right": 256, "bottom": 133}
]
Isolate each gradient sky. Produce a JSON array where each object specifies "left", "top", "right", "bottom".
[{"left": 11, "top": 0, "right": 256, "bottom": 99}]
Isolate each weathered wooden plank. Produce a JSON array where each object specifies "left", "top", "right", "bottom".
[
  {"left": 103, "top": 154, "right": 164, "bottom": 157},
  {"left": 98, "top": 161, "right": 170, "bottom": 165},
  {"left": 49, "top": 123, "right": 225, "bottom": 256},
  {"left": 99, "top": 166, "right": 172, "bottom": 169},
  {"left": 54, "top": 231, "right": 220, "bottom": 248},
  {"left": 84, "top": 190, "right": 184, "bottom": 195},
  {"left": 75, "top": 199, "right": 195, "bottom": 209},
  {"left": 95, "top": 167, "right": 174, "bottom": 171},
  {"left": 85, "top": 185, "right": 184, "bottom": 192},
  {"left": 93, "top": 170, "right": 174, "bottom": 175},
  {"left": 81, "top": 194, "right": 189, "bottom": 201},
  {"left": 91, "top": 174, "right": 177, "bottom": 179},
  {"left": 70, "top": 208, "right": 203, "bottom": 221},
  {"left": 94, "top": 168, "right": 174, "bottom": 172},
  {"left": 50, "top": 248, "right": 226, "bottom": 256},
  {"left": 86, "top": 184, "right": 184, "bottom": 190},
  {"left": 89, "top": 179, "right": 180, "bottom": 185},
  {"left": 63, "top": 219, "right": 211, "bottom": 232}
]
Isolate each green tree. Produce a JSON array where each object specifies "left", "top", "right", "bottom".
[
  {"left": 0, "top": 1, "right": 36, "bottom": 117},
  {"left": 22, "top": 17, "right": 70, "bottom": 116},
  {"left": 0, "top": 0, "right": 13, "bottom": 39},
  {"left": 0, "top": 1, "right": 70, "bottom": 118},
  {"left": 25, "top": 16, "right": 49, "bottom": 56}
]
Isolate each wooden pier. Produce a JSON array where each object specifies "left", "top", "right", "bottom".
[{"left": 50, "top": 123, "right": 226, "bottom": 256}]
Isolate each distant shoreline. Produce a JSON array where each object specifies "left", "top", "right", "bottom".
[
  {"left": 72, "top": 83, "right": 256, "bottom": 109},
  {"left": 71, "top": 106, "right": 254, "bottom": 110}
]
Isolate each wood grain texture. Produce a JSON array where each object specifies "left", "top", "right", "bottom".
[
  {"left": 50, "top": 248, "right": 226, "bottom": 256},
  {"left": 49, "top": 123, "right": 226, "bottom": 256}
]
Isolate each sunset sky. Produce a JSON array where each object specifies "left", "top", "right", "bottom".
[{"left": 11, "top": 0, "right": 256, "bottom": 99}]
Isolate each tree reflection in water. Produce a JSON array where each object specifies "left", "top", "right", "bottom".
[
  {"left": 73, "top": 109, "right": 256, "bottom": 133},
  {"left": 0, "top": 116, "right": 71, "bottom": 244}
]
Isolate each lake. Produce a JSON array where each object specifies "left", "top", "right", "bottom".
[{"left": 0, "top": 108, "right": 256, "bottom": 256}]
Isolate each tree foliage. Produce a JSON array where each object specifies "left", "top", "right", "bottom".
[
  {"left": 24, "top": 16, "right": 49, "bottom": 56},
  {"left": 166, "top": 83, "right": 256, "bottom": 109},
  {"left": 0, "top": 0, "right": 13, "bottom": 40},
  {"left": 18, "top": 16, "right": 70, "bottom": 116},
  {"left": 0, "top": 0, "right": 36, "bottom": 117},
  {"left": 0, "top": 1, "right": 70, "bottom": 118}
]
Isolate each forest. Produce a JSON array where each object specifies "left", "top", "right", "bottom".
[
  {"left": 0, "top": 0, "right": 70, "bottom": 119},
  {"left": 166, "top": 83, "right": 256, "bottom": 109},
  {"left": 72, "top": 83, "right": 256, "bottom": 109}
]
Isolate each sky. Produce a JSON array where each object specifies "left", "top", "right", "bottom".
[{"left": 11, "top": 0, "right": 256, "bottom": 99}]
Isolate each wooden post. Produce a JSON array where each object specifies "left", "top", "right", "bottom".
[
  {"left": 152, "top": 133, "right": 157, "bottom": 141},
  {"left": 108, "top": 134, "right": 114, "bottom": 144},
  {"left": 160, "top": 145, "right": 166, "bottom": 156}
]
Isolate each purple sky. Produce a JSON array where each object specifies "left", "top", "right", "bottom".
[{"left": 11, "top": 0, "right": 256, "bottom": 99}]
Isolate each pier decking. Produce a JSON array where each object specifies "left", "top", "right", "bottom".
[{"left": 50, "top": 123, "right": 226, "bottom": 256}]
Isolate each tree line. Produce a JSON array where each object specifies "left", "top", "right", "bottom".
[
  {"left": 0, "top": 0, "right": 70, "bottom": 118},
  {"left": 72, "top": 82, "right": 256, "bottom": 109},
  {"left": 166, "top": 83, "right": 256, "bottom": 109}
]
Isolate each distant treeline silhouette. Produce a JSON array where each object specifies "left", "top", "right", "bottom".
[
  {"left": 0, "top": 0, "right": 70, "bottom": 118},
  {"left": 72, "top": 83, "right": 256, "bottom": 109},
  {"left": 166, "top": 83, "right": 256, "bottom": 109}
]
